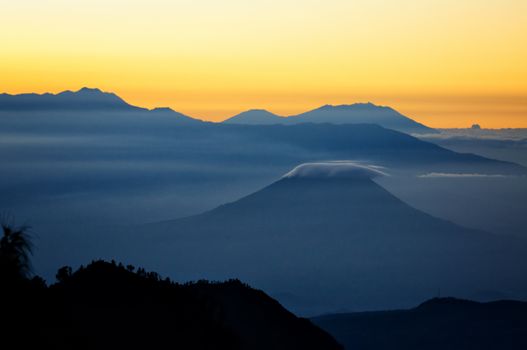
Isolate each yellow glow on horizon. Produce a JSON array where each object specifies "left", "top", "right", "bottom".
[{"left": 1, "top": 0, "right": 526, "bottom": 127}]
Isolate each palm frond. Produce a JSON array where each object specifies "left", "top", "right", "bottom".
[{"left": 0, "top": 220, "right": 33, "bottom": 278}]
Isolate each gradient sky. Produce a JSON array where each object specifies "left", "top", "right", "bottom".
[{"left": 2, "top": 0, "right": 526, "bottom": 127}]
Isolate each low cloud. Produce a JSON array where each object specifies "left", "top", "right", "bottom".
[
  {"left": 418, "top": 173, "right": 509, "bottom": 178},
  {"left": 283, "top": 161, "right": 388, "bottom": 180},
  {"left": 419, "top": 129, "right": 527, "bottom": 141}
]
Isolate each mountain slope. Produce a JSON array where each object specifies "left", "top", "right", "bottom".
[
  {"left": 312, "top": 297, "right": 527, "bottom": 350},
  {"left": 140, "top": 163, "right": 527, "bottom": 315},
  {"left": 191, "top": 279, "right": 343, "bottom": 350}
]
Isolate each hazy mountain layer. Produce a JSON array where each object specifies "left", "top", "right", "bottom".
[{"left": 1, "top": 88, "right": 525, "bottom": 287}]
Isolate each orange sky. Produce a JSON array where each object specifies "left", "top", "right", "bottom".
[{"left": 2, "top": 0, "right": 526, "bottom": 127}]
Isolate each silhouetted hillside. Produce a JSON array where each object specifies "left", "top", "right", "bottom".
[
  {"left": 312, "top": 297, "right": 527, "bottom": 350},
  {"left": 2, "top": 260, "right": 341, "bottom": 350},
  {"left": 190, "top": 280, "right": 342, "bottom": 350}
]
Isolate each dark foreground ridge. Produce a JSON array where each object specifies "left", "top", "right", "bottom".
[
  {"left": 2, "top": 260, "right": 342, "bottom": 350},
  {"left": 312, "top": 297, "right": 527, "bottom": 350}
]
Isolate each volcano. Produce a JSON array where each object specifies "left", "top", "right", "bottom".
[{"left": 138, "top": 162, "right": 527, "bottom": 315}]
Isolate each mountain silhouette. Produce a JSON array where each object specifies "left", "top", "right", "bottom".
[
  {"left": 223, "top": 103, "right": 436, "bottom": 134},
  {"left": 190, "top": 277, "right": 342, "bottom": 349},
  {"left": 0, "top": 87, "right": 142, "bottom": 111},
  {"left": 2, "top": 91, "right": 520, "bottom": 175},
  {"left": 224, "top": 109, "right": 286, "bottom": 125},
  {"left": 142, "top": 162, "right": 527, "bottom": 315},
  {"left": 0, "top": 87, "right": 201, "bottom": 123},
  {"left": 313, "top": 297, "right": 527, "bottom": 350},
  {"left": 289, "top": 103, "right": 436, "bottom": 134}
]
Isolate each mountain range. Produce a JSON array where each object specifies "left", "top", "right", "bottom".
[
  {"left": 0, "top": 87, "right": 142, "bottom": 111},
  {"left": 3, "top": 88, "right": 527, "bottom": 346},
  {"left": 223, "top": 103, "right": 436, "bottom": 134},
  {"left": 0, "top": 87, "right": 201, "bottom": 124},
  {"left": 2, "top": 87, "right": 526, "bottom": 287},
  {"left": 138, "top": 162, "right": 527, "bottom": 315},
  {"left": 1, "top": 88, "right": 433, "bottom": 133},
  {"left": 0, "top": 88, "right": 520, "bottom": 174}
]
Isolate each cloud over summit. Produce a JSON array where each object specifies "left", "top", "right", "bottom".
[{"left": 283, "top": 161, "right": 388, "bottom": 180}]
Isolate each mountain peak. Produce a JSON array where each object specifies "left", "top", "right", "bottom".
[
  {"left": 237, "top": 109, "right": 278, "bottom": 116},
  {"left": 283, "top": 161, "right": 388, "bottom": 180},
  {"left": 0, "top": 87, "right": 141, "bottom": 112},
  {"left": 151, "top": 107, "right": 175, "bottom": 112},
  {"left": 220, "top": 102, "right": 436, "bottom": 134},
  {"left": 223, "top": 109, "right": 284, "bottom": 125},
  {"left": 247, "top": 108, "right": 272, "bottom": 113},
  {"left": 77, "top": 87, "right": 103, "bottom": 94},
  {"left": 316, "top": 102, "right": 382, "bottom": 111},
  {"left": 290, "top": 102, "right": 436, "bottom": 134},
  {"left": 57, "top": 87, "right": 106, "bottom": 96}
]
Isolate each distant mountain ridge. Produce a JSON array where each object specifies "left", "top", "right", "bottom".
[
  {"left": 0, "top": 87, "right": 202, "bottom": 124},
  {"left": 0, "top": 88, "right": 482, "bottom": 134},
  {"left": 0, "top": 87, "right": 142, "bottom": 111},
  {"left": 2, "top": 88, "right": 519, "bottom": 174},
  {"left": 313, "top": 297, "right": 527, "bottom": 350},
  {"left": 223, "top": 103, "right": 436, "bottom": 134}
]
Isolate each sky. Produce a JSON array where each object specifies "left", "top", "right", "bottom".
[{"left": 1, "top": 0, "right": 526, "bottom": 127}]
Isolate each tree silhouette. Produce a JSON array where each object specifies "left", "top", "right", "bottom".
[
  {"left": 0, "top": 221, "right": 33, "bottom": 280},
  {"left": 56, "top": 265, "right": 72, "bottom": 283}
]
